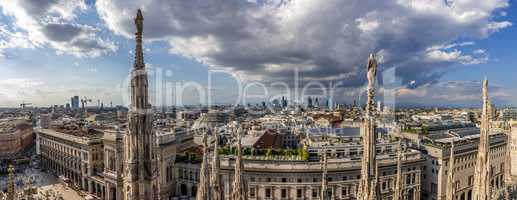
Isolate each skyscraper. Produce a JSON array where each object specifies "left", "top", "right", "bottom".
[
  {"left": 123, "top": 9, "right": 158, "bottom": 200},
  {"left": 71, "top": 96, "right": 79, "bottom": 109}
]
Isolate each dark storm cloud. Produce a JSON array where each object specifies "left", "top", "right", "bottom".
[
  {"left": 97, "top": 0, "right": 509, "bottom": 89},
  {"left": 40, "top": 23, "right": 84, "bottom": 42}
]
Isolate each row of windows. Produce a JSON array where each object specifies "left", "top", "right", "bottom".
[
  {"left": 40, "top": 146, "right": 82, "bottom": 171},
  {"left": 40, "top": 137, "right": 105, "bottom": 162},
  {"left": 245, "top": 167, "right": 419, "bottom": 184},
  {"left": 249, "top": 183, "right": 396, "bottom": 199},
  {"left": 40, "top": 138, "right": 83, "bottom": 158},
  {"left": 177, "top": 169, "right": 199, "bottom": 181}
]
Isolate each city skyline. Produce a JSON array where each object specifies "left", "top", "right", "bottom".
[
  {"left": 2, "top": 5, "right": 517, "bottom": 200},
  {"left": 1, "top": 0, "right": 517, "bottom": 107}
]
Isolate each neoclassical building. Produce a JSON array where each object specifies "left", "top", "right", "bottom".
[
  {"left": 0, "top": 118, "right": 33, "bottom": 158},
  {"left": 36, "top": 117, "right": 199, "bottom": 200},
  {"left": 36, "top": 127, "right": 106, "bottom": 197},
  {"left": 172, "top": 140, "right": 424, "bottom": 200},
  {"left": 420, "top": 128, "right": 508, "bottom": 200}
]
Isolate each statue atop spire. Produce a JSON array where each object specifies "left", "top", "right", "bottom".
[
  {"left": 473, "top": 78, "right": 491, "bottom": 200},
  {"left": 134, "top": 9, "right": 144, "bottom": 69},
  {"left": 135, "top": 9, "right": 143, "bottom": 33},
  {"left": 358, "top": 54, "right": 379, "bottom": 200},
  {"left": 366, "top": 53, "right": 377, "bottom": 117},
  {"left": 446, "top": 141, "right": 456, "bottom": 200}
]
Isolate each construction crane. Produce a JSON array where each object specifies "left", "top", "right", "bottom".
[
  {"left": 20, "top": 102, "right": 32, "bottom": 109},
  {"left": 81, "top": 97, "right": 92, "bottom": 117},
  {"left": 81, "top": 97, "right": 92, "bottom": 110}
]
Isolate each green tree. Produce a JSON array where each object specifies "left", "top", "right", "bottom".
[
  {"left": 266, "top": 148, "right": 273, "bottom": 158},
  {"left": 300, "top": 149, "right": 309, "bottom": 161}
]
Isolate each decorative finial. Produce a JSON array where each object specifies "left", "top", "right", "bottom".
[
  {"left": 135, "top": 9, "right": 144, "bottom": 32},
  {"left": 133, "top": 9, "right": 145, "bottom": 69}
]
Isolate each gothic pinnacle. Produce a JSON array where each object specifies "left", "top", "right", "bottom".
[
  {"left": 393, "top": 139, "right": 403, "bottom": 200},
  {"left": 134, "top": 9, "right": 144, "bottom": 69},
  {"left": 197, "top": 132, "right": 210, "bottom": 200},
  {"left": 473, "top": 78, "right": 491, "bottom": 200},
  {"left": 124, "top": 9, "right": 157, "bottom": 200},
  {"left": 321, "top": 146, "right": 329, "bottom": 200},
  {"left": 211, "top": 128, "right": 221, "bottom": 200},
  {"left": 446, "top": 141, "right": 456, "bottom": 200},
  {"left": 505, "top": 130, "right": 512, "bottom": 199},
  {"left": 232, "top": 126, "right": 244, "bottom": 200},
  {"left": 358, "top": 54, "right": 379, "bottom": 200}
]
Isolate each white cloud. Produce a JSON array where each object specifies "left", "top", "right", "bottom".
[
  {"left": 425, "top": 48, "right": 488, "bottom": 65},
  {"left": 0, "top": 0, "right": 117, "bottom": 58},
  {"left": 95, "top": 0, "right": 511, "bottom": 87}
]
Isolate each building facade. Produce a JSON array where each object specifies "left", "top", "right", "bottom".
[
  {"left": 214, "top": 150, "right": 424, "bottom": 200},
  {"left": 0, "top": 118, "right": 33, "bottom": 158},
  {"left": 421, "top": 131, "right": 508, "bottom": 200},
  {"left": 36, "top": 128, "right": 106, "bottom": 198},
  {"left": 172, "top": 140, "right": 425, "bottom": 200}
]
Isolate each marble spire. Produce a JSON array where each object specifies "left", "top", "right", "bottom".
[
  {"left": 321, "top": 146, "right": 329, "bottom": 200},
  {"left": 358, "top": 54, "right": 379, "bottom": 200},
  {"left": 473, "top": 78, "right": 491, "bottom": 200},
  {"left": 446, "top": 141, "right": 456, "bottom": 200},
  {"left": 211, "top": 128, "right": 221, "bottom": 200},
  {"left": 505, "top": 129, "right": 512, "bottom": 200},
  {"left": 232, "top": 127, "right": 244, "bottom": 200},
  {"left": 124, "top": 9, "right": 158, "bottom": 200},
  {"left": 197, "top": 132, "right": 210, "bottom": 200},
  {"left": 393, "top": 140, "right": 403, "bottom": 200}
]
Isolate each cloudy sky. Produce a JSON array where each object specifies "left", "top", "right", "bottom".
[{"left": 0, "top": 0, "right": 516, "bottom": 107}]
